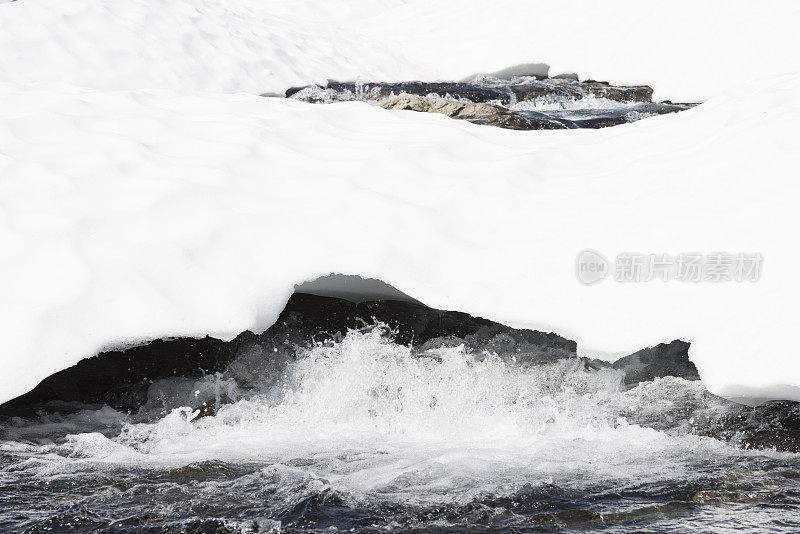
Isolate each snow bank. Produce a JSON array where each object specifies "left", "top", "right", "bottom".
[
  {"left": 1, "top": 1, "right": 799, "bottom": 404},
  {"left": 1, "top": 0, "right": 799, "bottom": 101},
  {"left": 2, "top": 73, "right": 799, "bottom": 404}
]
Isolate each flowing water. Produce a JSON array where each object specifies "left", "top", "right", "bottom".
[
  {"left": 286, "top": 76, "right": 696, "bottom": 130},
  {"left": 1, "top": 326, "right": 799, "bottom": 532}
]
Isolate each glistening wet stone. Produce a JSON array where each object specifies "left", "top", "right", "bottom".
[{"left": 283, "top": 75, "right": 697, "bottom": 130}]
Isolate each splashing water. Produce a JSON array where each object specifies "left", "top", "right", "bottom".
[{"left": 1, "top": 326, "right": 799, "bottom": 532}]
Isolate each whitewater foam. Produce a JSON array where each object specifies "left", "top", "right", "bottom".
[{"left": 3, "top": 327, "right": 788, "bottom": 508}]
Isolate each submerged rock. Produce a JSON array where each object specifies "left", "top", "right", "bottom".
[
  {"left": 703, "top": 400, "right": 800, "bottom": 452},
  {"left": 377, "top": 94, "right": 565, "bottom": 130},
  {"left": 692, "top": 490, "right": 760, "bottom": 504}
]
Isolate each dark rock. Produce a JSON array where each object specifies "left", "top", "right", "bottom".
[
  {"left": 332, "top": 80, "right": 510, "bottom": 104},
  {"left": 552, "top": 73, "right": 579, "bottom": 81},
  {"left": 703, "top": 400, "right": 800, "bottom": 452},
  {"left": 270, "top": 293, "right": 575, "bottom": 353},
  {"left": 556, "top": 509, "right": 603, "bottom": 524},
  {"left": 191, "top": 394, "right": 233, "bottom": 421},
  {"left": 318, "top": 79, "right": 655, "bottom": 106},
  {"left": 567, "top": 116, "right": 630, "bottom": 129},
  {"left": 0, "top": 331, "right": 259, "bottom": 414},
  {"left": 581, "top": 80, "right": 653, "bottom": 102},
  {"left": 377, "top": 94, "right": 565, "bottom": 130},
  {"left": 612, "top": 340, "right": 699, "bottom": 385},
  {"left": 284, "top": 86, "right": 308, "bottom": 98},
  {"left": 4, "top": 292, "right": 799, "bottom": 454},
  {"left": 0, "top": 293, "right": 575, "bottom": 413},
  {"left": 283, "top": 77, "right": 692, "bottom": 131}
]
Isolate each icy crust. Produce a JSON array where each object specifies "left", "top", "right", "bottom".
[{"left": 1, "top": 0, "right": 799, "bottom": 100}]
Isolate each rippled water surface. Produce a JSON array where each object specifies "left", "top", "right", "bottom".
[{"left": 2, "top": 327, "right": 799, "bottom": 532}]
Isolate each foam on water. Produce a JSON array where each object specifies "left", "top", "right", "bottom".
[
  {"left": 510, "top": 93, "right": 643, "bottom": 112},
  {"left": 2, "top": 326, "right": 787, "bottom": 509}
]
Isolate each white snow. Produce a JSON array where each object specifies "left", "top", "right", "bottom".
[
  {"left": 1, "top": 0, "right": 799, "bottom": 404},
  {"left": 1, "top": 0, "right": 799, "bottom": 101}
]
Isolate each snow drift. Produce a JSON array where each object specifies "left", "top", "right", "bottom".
[
  {"left": 1, "top": 0, "right": 799, "bottom": 404},
  {"left": 1, "top": 0, "right": 799, "bottom": 101}
]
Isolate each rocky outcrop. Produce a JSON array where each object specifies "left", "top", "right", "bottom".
[
  {"left": 0, "top": 332, "right": 259, "bottom": 414},
  {"left": 694, "top": 400, "right": 800, "bottom": 453},
  {"left": 285, "top": 77, "right": 694, "bottom": 130},
  {"left": 268, "top": 293, "right": 577, "bottom": 357},
  {"left": 4, "top": 291, "right": 800, "bottom": 452},
  {"left": 612, "top": 340, "right": 700, "bottom": 385},
  {"left": 580, "top": 80, "right": 654, "bottom": 103},
  {"left": 291, "top": 78, "right": 656, "bottom": 107},
  {"left": 0, "top": 293, "right": 575, "bottom": 412},
  {"left": 377, "top": 94, "right": 565, "bottom": 130}
]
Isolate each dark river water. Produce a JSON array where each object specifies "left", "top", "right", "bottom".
[{"left": 2, "top": 327, "right": 798, "bottom": 533}]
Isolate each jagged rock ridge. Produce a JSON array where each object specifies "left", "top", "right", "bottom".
[
  {"left": 1, "top": 292, "right": 798, "bottom": 451},
  {"left": 2, "top": 293, "right": 692, "bottom": 412}
]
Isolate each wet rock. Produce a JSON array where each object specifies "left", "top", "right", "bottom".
[
  {"left": 0, "top": 293, "right": 575, "bottom": 412},
  {"left": 508, "top": 79, "right": 652, "bottom": 104},
  {"left": 271, "top": 293, "right": 575, "bottom": 353},
  {"left": 692, "top": 490, "right": 760, "bottom": 504},
  {"left": 704, "top": 400, "right": 800, "bottom": 452},
  {"left": 552, "top": 73, "right": 579, "bottom": 81},
  {"left": 285, "top": 77, "right": 693, "bottom": 131},
  {"left": 566, "top": 116, "right": 630, "bottom": 129},
  {"left": 377, "top": 94, "right": 565, "bottom": 130},
  {"left": 600, "top": 502, "right": 690, "bottom": 524},
  {"left": 555, "top": 509, "right": 603, "bottom": 524},
  {"left": 0, "top": 332, "right": 259, "bottom": 414},
  {"left": 25, "top": 510, "right": 107, "bottom": 533},
  {"left": 7, "top": 291, "right": 797, "bottom": 458},
  {"left": 582, "top": 80, "right": 654, "bottom": 102},
  {"left": 613, "top": 340, "right": 699, "bottom": 385},
  {"left": 294, "top": 78, "right": 655, "bottom": 106},
  {"left": 414, "top": 324, "right": 579, "bottom": 365},
  {"left": 331, "top": 80, "right": 510, "bottom": 104},
  {"left": 190, "top": 394, "right": 232, "bottom": 421}
]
